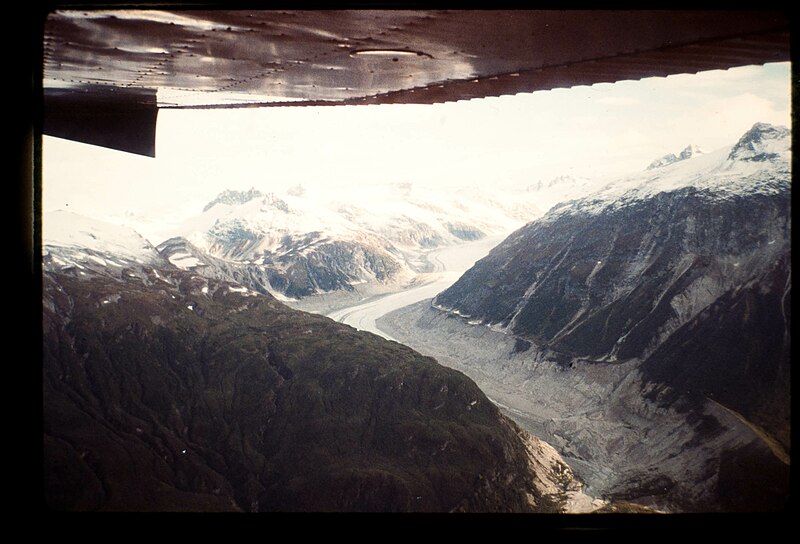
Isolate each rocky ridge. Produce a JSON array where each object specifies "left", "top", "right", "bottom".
[{"left": 647, "top": 144, "right": 704, "bottom": 169}]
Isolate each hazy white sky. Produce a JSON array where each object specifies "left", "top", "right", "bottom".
[{"left": 43, "top": 61, "right": 790, "bottom": 229}]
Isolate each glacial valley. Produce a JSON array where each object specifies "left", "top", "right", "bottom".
[{"left": 42, "top": 123, "right": 791, "bottom": 513}]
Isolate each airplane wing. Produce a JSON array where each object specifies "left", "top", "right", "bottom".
[{"left": 41, "top": 9, "right": 790, "bottom": 157}]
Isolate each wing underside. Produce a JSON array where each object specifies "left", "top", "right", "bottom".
[{"left": 41, "top": 9, "right": 791, "bottom": 156}]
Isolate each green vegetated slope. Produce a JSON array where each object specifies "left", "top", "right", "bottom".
[{"left": 42, "top": 268, "right": 549, "bottom": 512}]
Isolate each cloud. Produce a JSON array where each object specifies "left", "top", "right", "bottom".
[{"left": 669, "top": 92, "right": 791, "bottom": 150}]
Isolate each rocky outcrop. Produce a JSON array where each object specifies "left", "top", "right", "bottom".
[{"left": 647, "top": 144, "right": 703, "bottom": 169}]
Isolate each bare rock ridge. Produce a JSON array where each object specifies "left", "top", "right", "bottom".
[
  {"left": 42, "top": 213, "right": 587, "bottom": 512},
  {"left": 202, "top": 187, "right": 265, "bottom": 212},
  {"left": 400, "top": 123, "right": 790, "bottom": 511}
]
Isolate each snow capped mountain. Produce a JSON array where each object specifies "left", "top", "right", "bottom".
[
  {"left": 190, "top": 183, "right": 540, "bottom": 257},
  {"left": 647, "top": 144, "right": 704, "bottom": 170},
  {"left": 41, "top": 208, "right": 587, "bottom": 514},
  {"left": 429, "top": 122, "right": 791, "bottom": 510},
  {"left": 727, "top": 122, "right": 791, "bottom": 162},
  {"left": 678, "top": 144, "right": 704, "bottom": 161},
  {"left": 646, "top": 152, "right": 679, "bottom": 170},
  {"left": 157, "top": 183, "right": 542, "bottom": 298},
  {"left": 526, "top": 175, "right": 580, "bottom": 193},
  {"left": 157, "top": 232, "right": 408, "bottom": 300},
  {"left": 438, "top": 122, "right": 790, "bottom": 344},
  {"left": 202, "top": 187, "right": 267, "bottom": 212},
  {"left": 43, "top": 210, "right": 169, "bottom": 273},
  {"left": 544, "top": 123, "right": 790, "bottom": 221}
]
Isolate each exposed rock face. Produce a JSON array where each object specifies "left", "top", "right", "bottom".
[
  {"left": 158, "top": 235, "right": 403, "bottom": 300},
  {"left": 394, "top": 124, "right": 791, "bottom": 511},
  {"left": 202, "top": 188, "right": 265, "bottom": 212},
  {"left": 436, "top": 186, "right": 789, "bottom": 374},
  {"left": 42, "top": 255, "right": 589, "bottom": 512},
  {"left": 640, "top": 249, "right": 791, "bottom": 452}
]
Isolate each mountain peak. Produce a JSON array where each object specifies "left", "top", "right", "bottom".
[
  {"left": 728, "top": 122, "right": 791, "bottom": 162},
  {"left": 202, "top": 188, "right": 264, "bottom": 212},
  {"left": 647, "top": 144, "right": 703, "bottom": 170},
  {"left": 43, "top": 210, "right": 165, "bottom": 271},
  {"left": 750, "top": 121, "right": 785, "bottom": 132},
  {"left": 678, "top": 144, "right": 704, "bottom": 160},
  {"left": 646, "top": 153, "right": 679, "bottom": 170}
]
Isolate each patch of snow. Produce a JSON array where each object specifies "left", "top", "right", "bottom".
[
  {"left": 168, "top": 253, "right": 202, "bottom": 269},
  {"left": 545, "top": 124, "right": 790, "bottom": 220},
  {"left": 44, "top": 210, "right": 162, "bottom": 265},
  {"left": 268, "top": 290, "right": 297, "bottom": 302}
]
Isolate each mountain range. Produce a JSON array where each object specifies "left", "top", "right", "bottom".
[
  {"left": 41, "top": 121, "right": 790, "bottom": 512},
  {"left": 384, "top": 122, "right": 791, "bottom": 511},
  {"left": 42, "top": 210, "right": 598, "bottom": 512},
  {"left": 154, "top": 183, "right": 542, "bottom": 300}
]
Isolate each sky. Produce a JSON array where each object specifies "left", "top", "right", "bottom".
[{"left": 43, "top": 61, "right": 791, "bottom": 240}]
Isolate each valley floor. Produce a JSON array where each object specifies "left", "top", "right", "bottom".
[
  {"left": 290, "top": 235, "right": 506, "bottom": 338},
  {"left": 375, "top": 300, "right": 786, "bottom": 512}
]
